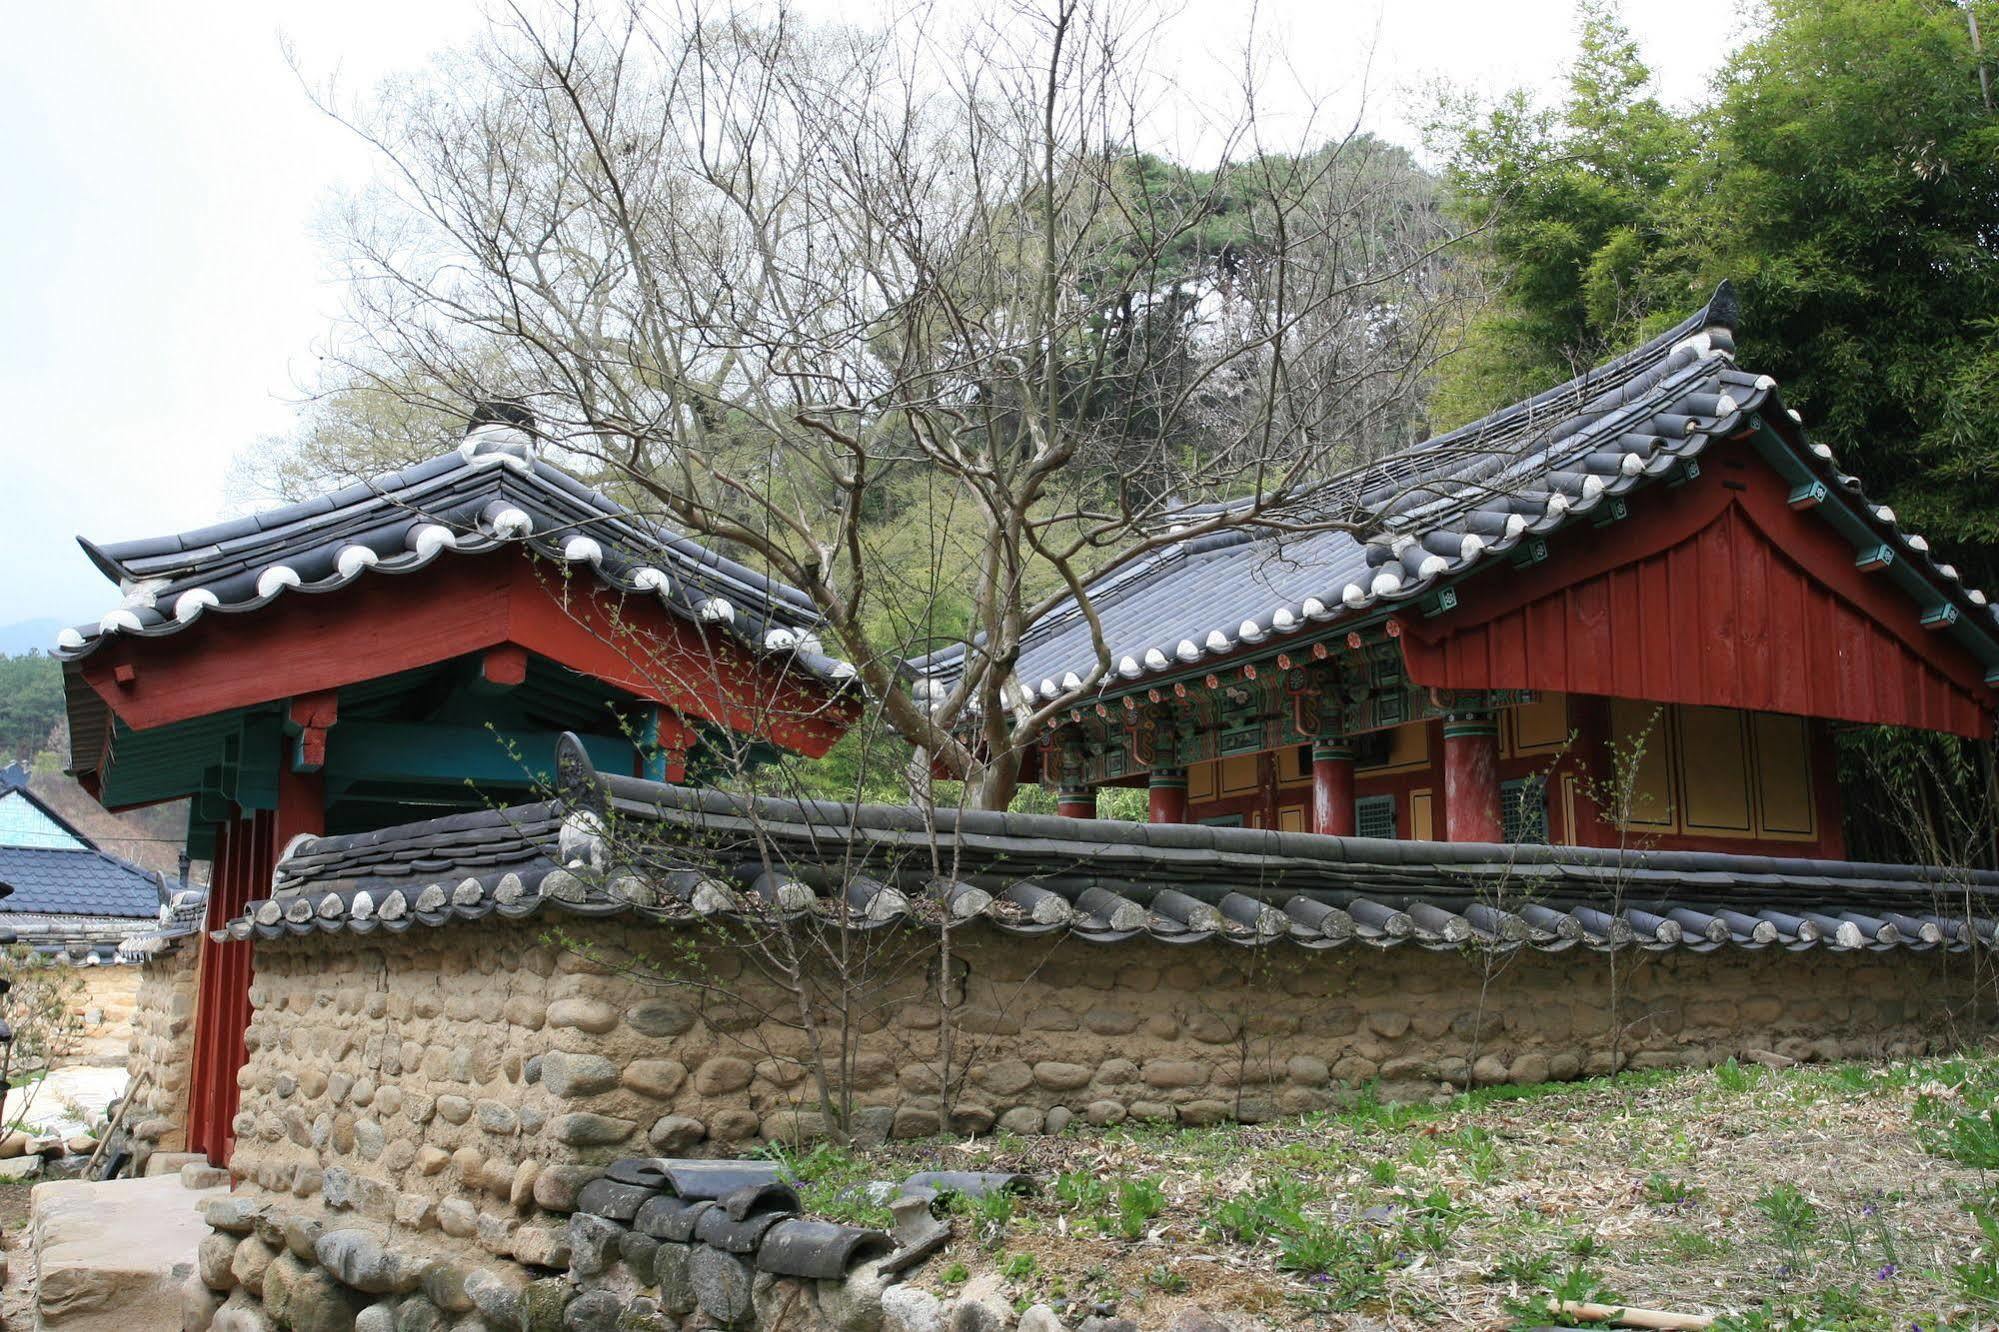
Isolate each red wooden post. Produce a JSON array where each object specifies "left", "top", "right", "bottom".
[
  {"left": 1565, "top": 694, "right": 1615, "bottom": 846},
  {"left": 1147, "top": 768, "right": 1188, "bottom": 824},
  {"left": 1056, "top": 786, "right": 1097, "bottom": 819},
  {"left": 186, "top": 766, "right": 324, "bottom": 1166},
  {"left": 1442, "top": 709, "right": 1502, "bottom": 842},
  {"left": 186, "top": 816, "right": 239, "bottom": 1165},
  {"left": 1311, "top": 741, "right": 1356, "bottom": 836},
  {"left": 641, "top": 707, "right": 694, "bottom": 783}
]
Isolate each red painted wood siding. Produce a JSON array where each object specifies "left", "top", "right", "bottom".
[
  {"left": 78, "top": 551, "right": 852, "bottom": 758},
  {"left": 1399, "top": 446, "right": 1993, "bottom": 738}
]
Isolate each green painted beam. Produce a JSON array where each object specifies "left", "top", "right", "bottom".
[{"left": 317, "top": 721, "right": 637, "bottom": 788}]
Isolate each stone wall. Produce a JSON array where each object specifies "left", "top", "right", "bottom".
[
  {"left": 193, "top": 917, "right": 1981, "bottom": 1331},
  {"left": 123, "top": 948, "right": 198, "bottom": 1170},
  {"left": 69, "top": 964, "right": 140, "bottom": 1067}
]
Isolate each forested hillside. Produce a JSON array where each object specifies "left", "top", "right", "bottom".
[{"left": 0, "top": 653, "right": 63, "bottom": 764}]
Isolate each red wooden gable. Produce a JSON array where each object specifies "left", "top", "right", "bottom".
[
  {"left": 77, "top": 550, "right": 853, "bottom": 758},
  {"left": 1398, "top": 441, "right": 1995, "bottom": 738}
]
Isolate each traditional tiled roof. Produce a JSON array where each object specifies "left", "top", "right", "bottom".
[
  {"left": 0, "top": 768, "right": 179, "bottom": 961},
  {"left": 9, "top": 912, "right": 151, "bottom": 965},
  {"left": 53, "top": 415, "right": 853, "bottom": 685},
  {"left": 117, "top": 886, "right": 210, "bottom": 960},
  {"left": 908, "top": 284, "right": 1999, "bottom": 704},
  {"left": 0, "top": 845, "right": 167, "bottom": 919},
  {"left": 216, "top": 735, "right": 1999, "bottom": 955}
]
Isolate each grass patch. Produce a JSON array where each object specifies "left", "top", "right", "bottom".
[{"left": 731, "top": 1054, "right": 1999, "bottom": 1326}]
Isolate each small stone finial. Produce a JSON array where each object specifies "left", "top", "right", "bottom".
[
  {"left": 555, "top": 731, "right": 607, "bottom": 815},
  {"left": 460, "top": 398, "right": 538, "bottom": 466},
  {"left": 1705, "top": 279, "right": 1739, "bottom": 330}
]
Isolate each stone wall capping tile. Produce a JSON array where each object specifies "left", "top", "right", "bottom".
[
  {"left": 634, "top": 1196, "right": 711, "bottom": 1243},
  {"left": 693, "top": 1205, "right": 792, "bottom": 1254},
  {"left": 753, "top": 1219, "right": 895, "bottom": 1280}
]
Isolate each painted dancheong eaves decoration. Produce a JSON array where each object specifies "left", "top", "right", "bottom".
[
  {"left": 52, "top": 403, "right": 854, "bottom": 685},
  {"left": 215, "top": 734, "right": 1999, "bottom": 958},
  {"left": 908, "top": 282, "right": 1999, "bottom": 707}
]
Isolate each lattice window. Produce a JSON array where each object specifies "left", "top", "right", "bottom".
[
  {"left": 1355, "top": 794, "right": 1397, "bottom": 839},
  {"left": 1501, "top": 777, "right": 1548, "bottom": 843}
]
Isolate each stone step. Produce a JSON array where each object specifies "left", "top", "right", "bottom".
[{"left": 29, "top": 1173, "right": 228, "bottom": 1331}]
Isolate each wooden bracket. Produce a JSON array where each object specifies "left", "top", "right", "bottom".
[{"left": 288, "top": 692, "right": 339, "bottom": 774}]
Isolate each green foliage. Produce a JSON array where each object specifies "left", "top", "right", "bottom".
[
  {"left": 950, "top": 1187, "right": 1020, "bottom": 1247},
  {"left": 1505, "top": 1264, "right": 1617, "bottom": 1329},
  {"left": 1112, "top": 1177, "right": 1168, "bottom": 1241},
  {"left": 1642, "top": 1173, "right": 1703, "bottom": 1207},
  {"left": 1432, "top": 0, "right": 1999, "bottom": 590},
  {"left": 1273, "top": 1221, "right": 1396, "bottom": 1312},
  {"left": 1715, "top": 1057, "right": 1762, "bottom": 1093},
  {"left": 1756, "top": 1183, "right": 1820, "bottom": 1257},
  {"left": 1661, "top": 1227, "right": 1731, "bottom": 1261},
  {"left": 1489, "top": 1249, "right": 1556, "bottom": 1286},
  {"left": 756, "top": 1142, "right": 891, "bottom": 1227},
  {"left": 1696, "top": 0, "right": 1999, "bottom": 575},
  {"left": 1204, "top": 1177, "right": 1318, "bottom": 1244},
  {"left": 1052, "top": 1170, "right": 1111, "bottom": 1215},
  {"left": 1955, "top": 1202, "right": 1999, "bottom": 1309},
  {"left": 1928, "top": 1105, "right": 1999, "bottom": 1170},
  {"left": 0, "top": 653, "right": 64, "bottom": 763},
  {"left": 1426, "top": 1, "right": 1697, "bottom": 424}
]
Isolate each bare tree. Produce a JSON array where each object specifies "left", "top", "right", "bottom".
[{"left": 299, "top": 0, "right": 1472, "bottom": 809}]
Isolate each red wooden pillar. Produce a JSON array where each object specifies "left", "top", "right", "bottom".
[
  {"left": 1565, "top": 695, "right": 1615, "bottom": 846},
  {"left": 1056, "top": 786, "right": 1098, "bottom": 819},
  {"left": 186, "top": 765, "right": 323, "bottom": 1166},
  {"left": 1310, "top": 741, "right": 1356, "bottom": 836},
  {"left": 640, "top": 706, "right": 694, "bottom": 783},
  {"left": 1442, "top": 709, "right": 1502, "bottom": 843},
  {"left": 1147, "top": 767, "right": 1188, "bottom": 824}
]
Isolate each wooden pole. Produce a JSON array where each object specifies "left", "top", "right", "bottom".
[
  {"left": 1556, "top": 1300, "right": 1715, "bottom": 1331},
  {"left": 88, "top": 1069, "right": 149, "bottom": 1179}
]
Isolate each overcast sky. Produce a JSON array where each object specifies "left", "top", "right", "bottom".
[{"left": 0, "top": 0, "right": 1750, "bottom": 639}]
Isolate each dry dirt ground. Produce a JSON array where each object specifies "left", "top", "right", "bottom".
[
  {"left": 781, "top": 1057, "right": 1999, "bottom": 1329},
  {"left": 1, "top": 1178, "right": 39, "bottom": 1328}
]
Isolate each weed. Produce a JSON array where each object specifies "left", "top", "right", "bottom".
[
  {"left": 940, "top": 1262, "right": 970, "bottom": 1286},
  {"left": 1929, "top": 1106, "right": 1999, "bottom": 1171},
  {"left": 1755, "top": 1184, "right": 1819, "bottom": 1247},
  {"left": 950, "top": 1188, "right": 1018, "bottom": 1247},
  {"left": 1504, "top": 1264, "right": 1616, "bottom": 1328},
  {"left": 1642, "top": 1173, "right": 1704, "bottom": 1207},
  {"left": 1488, "top": 1250, "right": 1555, "bottom": 1285},
  {"left": 1367, "top": 1158, "right": 1399, "bottom": 1187},
  {"left": 1565, "top": 1230, "right": 1603, "bottom": 1259},
  {"left": 1113, "top": 1177, "right": 1168, "bottom": 1241},
  {"left": 1053, "top": 1171, "right": 1110, "bottom": 1214},
  {"left": 1955, "top": 1202, "right": 1999, "bottom": 1309},
  {"left": 1443, "top": 1126, "right": 1504, "bottom": 1183},
  {"left": 1393, "top": 1188, "right": 1470, "bottom": 1254},
  {"left": 1000, "top": 1252, "right": 1038, "bottom": 1281},
  {"left": 1143, "top": 1265, "right": 1189, "bottom": 1294},
  {"left": 1203, "top": 1177, "right": 1315, "bottom": 1245},
  {"left": 758, "top": 1141, "right": 888, "bottom": 1226},
  {"left": 1277, "top": 1222, "right": 1392, "bottom": 1310},
  {"left": 1715, "top": 1058, "right": 1761, "bottom": 1093},
  {"left": 1661, "top": 1227, "right": 1731, "bottom": 1260}
]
